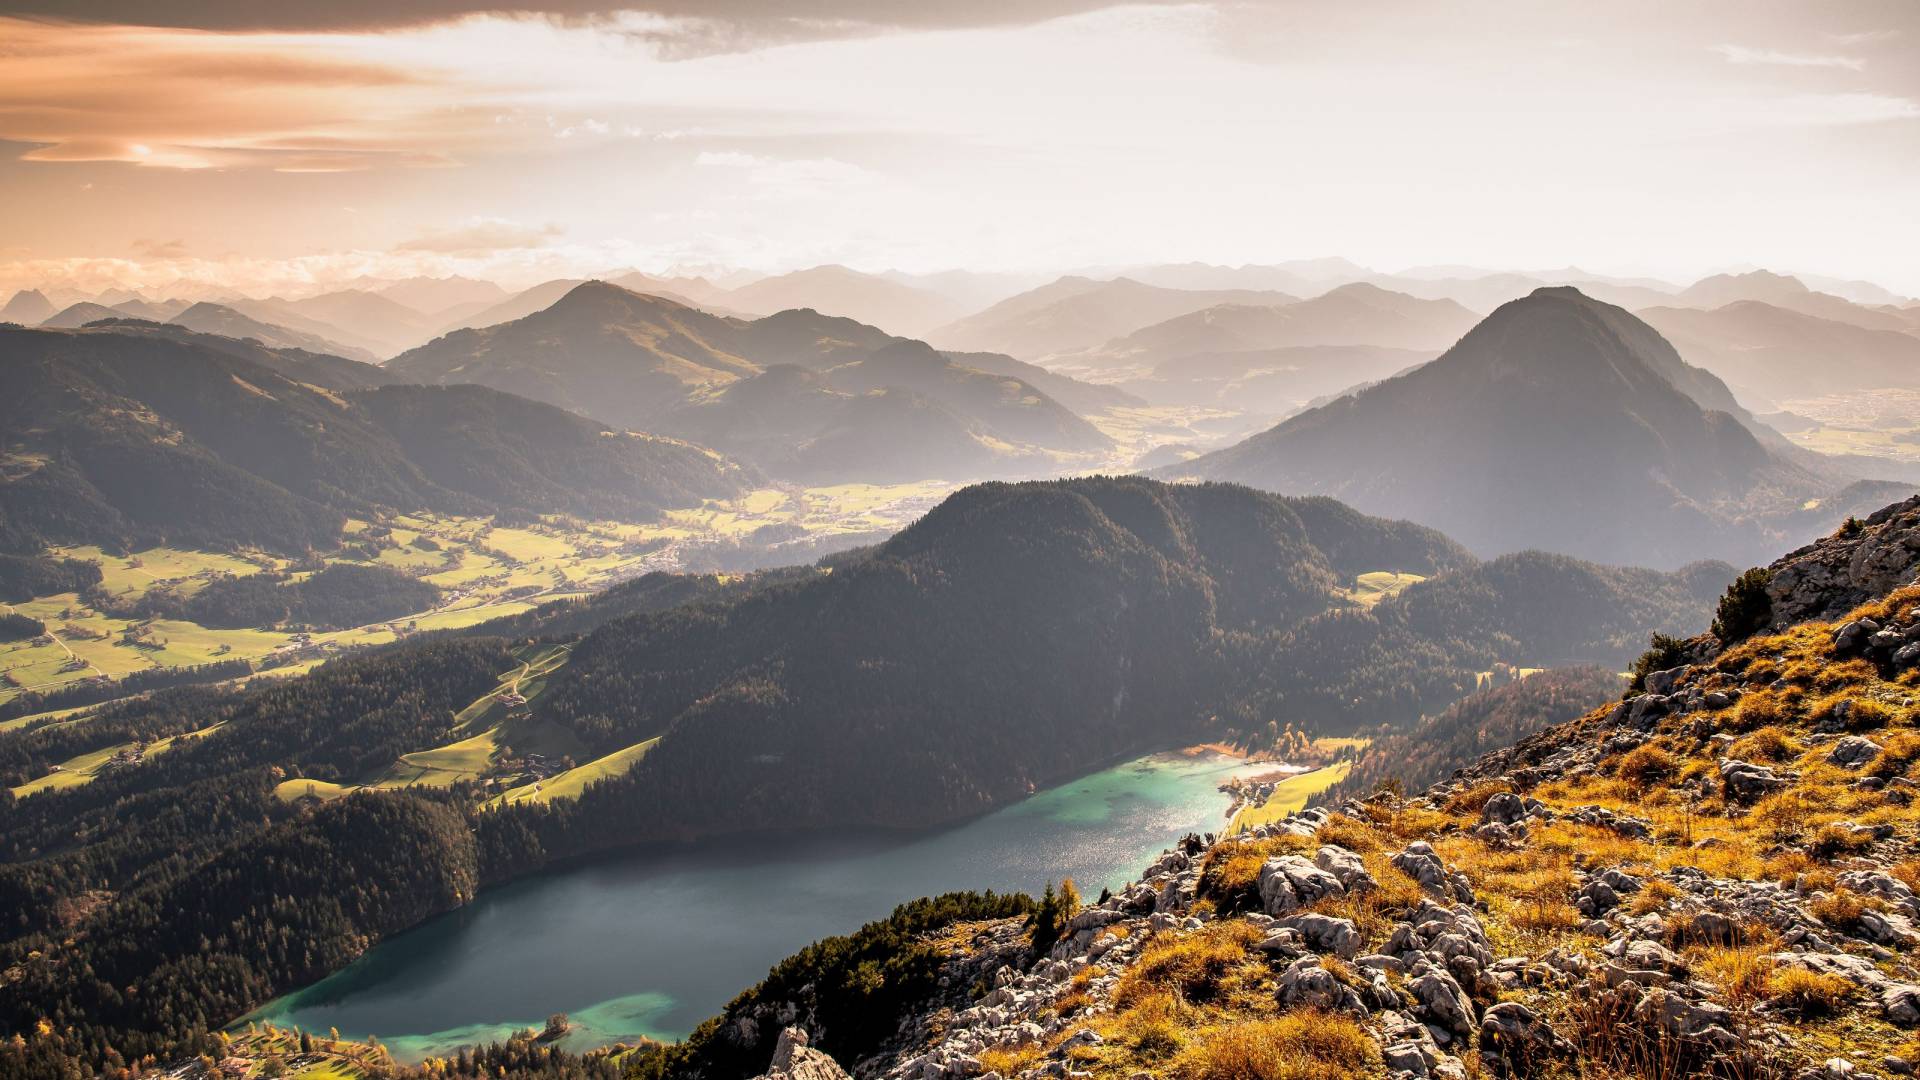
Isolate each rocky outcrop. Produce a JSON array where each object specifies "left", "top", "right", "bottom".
[
  {"left": 757, "top": 1028, "right": 854, "bottom": 1080},
  {"left": 1768, "top": 494, "right": 1920, "bottom": 626}
]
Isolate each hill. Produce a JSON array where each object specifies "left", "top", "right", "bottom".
[
  {"left": 0, "top": 324, "right": 756, "bottom": 555},
  {"left": 1678, "top": 269, "right": 1914, "bottom": 333},
  {"left": 1640, "top": 300, "right": 1920, "bottom": 406},
  {"left": 252, "top": 289, "right": 441, "bottom": 357},
  {"left": 1116, "top": 343, "right": 1434, "bottom": 414},
  {"left": 168, "top": 301, "right": 378, "bottom": 362},
  {"left": 930, "top": 277, "right": 1301, "bottom": 359},
  {"left": 530, "top": 478, "right": 1718, "bottom": 832},
  {"left": 388, "top": 282, "right": 1113, "bottom": 483},
  {"left": 39, "top": 301, "right": 121, "bottom": 328},
  {"left": 1062, "top": 283, "right": 1480, "bottom": 374},
  {"left": 1167, "top": 287, "right": 1874, "bottom": 569},
  {"left": 722, "top": 265, "right": 965, "bottom": 336}
]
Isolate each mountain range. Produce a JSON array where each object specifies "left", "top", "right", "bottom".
[
  {"left": 929, "top": 277, "right": 1302, "bottom": 360},
  {"left": 1164, "top": 286, "right": 1908, "bottom": 568},
  {"left": 387, "top": 281, "right": 1115, "bottom": 483},
  {"left": 1639, "top": 300, "right": 1920, "bottom": 406},
  {"left": 0, "top": 322, "right": 755, "bottom": 556}
]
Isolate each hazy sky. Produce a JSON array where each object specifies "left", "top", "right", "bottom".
[{"left": 1, "top": 0, "right": 1917, "bottom": 296}]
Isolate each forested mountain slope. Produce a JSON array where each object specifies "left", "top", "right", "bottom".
[{"left": 0, "top": 324, "right": 756, "bottom": 555}]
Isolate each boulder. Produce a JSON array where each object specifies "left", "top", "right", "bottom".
[
  {"left": 1258, "top": 855, "right": 1346, "bottom": 915},
  {"left": 1830, "top": 736, "right": 1883, "bottom": 769},
  {"left": 1478, "top": 1001, "right": 1572, "bottom": 1079},
  {"left": 756, "top": 1028, "right": 851, "bottom": 1080},
  {"left": 1278, "top": 912, "right": 1361, "bottom": 958},
  {"left": 1275, "top": 955, "right": 1366, "bottom": 1014}
]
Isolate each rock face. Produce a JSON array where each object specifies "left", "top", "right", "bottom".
[
  {"left": 1768, "top": 494, "right": 1920, "bottom": 626},
  {"left": 756, "top": 1028, "right": 853, "bottom": 1080}
]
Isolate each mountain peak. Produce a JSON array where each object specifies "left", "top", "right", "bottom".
[{"left": 1, "top": 288, "right": 54, "bottom": 324}]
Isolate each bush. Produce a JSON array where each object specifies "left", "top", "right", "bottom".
[
  {"left": 1765, "top": 967, "right": 1854, "bottom": 1017},
  {"left": 1711, "top": 568, "right": 1774, "bottom": 644},
  {"left": 1115, "top": 922, "right": 1264, "bottom": 1007},
  {"left": 1615, "top": 744, "right": 1679, "bottom": 791},
  {"left": 1629, "top": 632, "right": 1691, "bottom": 692}
]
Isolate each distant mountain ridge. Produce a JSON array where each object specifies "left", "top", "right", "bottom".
[{"left": 388, "top": 281, "right": 1115, "bottom": 483}]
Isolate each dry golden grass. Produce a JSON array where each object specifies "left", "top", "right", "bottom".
[
  {"left": 1167, "top": 1012, "right": 1375, "bottom": 1080},
  {"left": 1509, "top": 898, "right": 1583, "bottom": 933},
  {"left": 1312, "top": 814, "right": 1381, "bottom": 854},
  {"left": 1114, "top": 922, "right": 1266, "bottom": 1008},
  {"left": 1628, "top": 879, "right": 1681, "bottom": 917},
  {"left": 1104, "top": 991, "right": 1192, "bottom": 1061},
  {"left": 1441, "top": 781, "right": 1508, "bottom": 817},
  {"left": 1616, "top": 744, "right": 1680, "bottom": 791},
  {"left": 1809, "top": 822, "right": 1877, "bottom": 858},
  {"left": 976, "top": 1043, "right": 1044, "bottom": 1076},
  {"left": 1871, "top": 732, "right": 1920, "bottom": 780},
  {"left": 1807, "top": 889, "right": 1874, "bottom": 933},
  {"left": 1727, "top": 726, "right": 1800, "bottom": 763},
  {"left": 1197, "top": 836, "right": 1312, "bottom": 911},
  {"left": 1692, "top": 944, "right": 1771, "bottom": 1008},
  {"left": 1765, "top": 967, "right": 1855, "bottom": 1017}
]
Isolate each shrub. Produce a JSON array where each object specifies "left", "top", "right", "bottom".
[
  {"left": 1712, "top": 568, "right": 1774, "bottom": 644},
  {"left": 1630, "top": 632, "right": 1692, "bottom": 692},
  {"left": 1199, "top": 836, "right": 1310, "bottom": 911},
  {"left": 1169, "top": 1012, "right": 1374, "bottom": 1080},
  {"left": 1115, "top": 922, "right": 1264, "bottom": 1007},
  {"left": 1808, "top": 890, "right": 1871, "bottom": 933},
  {"left": 1871, "top": 733, "right": 1920, "bottom": 780},
  {"left": 1764, "top": 967, "right": 1854, "bottom": 1017},
  {"left": 1727, "top": 727, "right": 1799, "bottom": 764},
  {"left": 1616, "top": 745, "right": 1679, "bottom": 791}
]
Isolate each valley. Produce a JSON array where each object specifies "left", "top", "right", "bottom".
[{"left": 0, "top": 481, "right": 953, "bottom": 719}]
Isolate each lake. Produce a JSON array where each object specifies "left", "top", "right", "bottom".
[{"left": 249, "top": 750, "right": 1267, "bottom": 1061}]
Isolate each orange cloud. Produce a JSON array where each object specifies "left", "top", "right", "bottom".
[{"left": 0, "top": 16, "right": 487, "bottom": 169}]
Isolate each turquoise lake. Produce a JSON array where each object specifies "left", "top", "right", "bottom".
[{"left": 250, "top": 751, "right": 1263, "bottom": 1062}]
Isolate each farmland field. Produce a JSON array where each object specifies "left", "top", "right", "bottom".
[{"left": 1, "top": 483, "right": 951, "bottom": 710}]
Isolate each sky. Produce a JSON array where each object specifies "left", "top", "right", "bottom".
[{"left": 1, "top": 0, "right": 1917, "bottom": 297}]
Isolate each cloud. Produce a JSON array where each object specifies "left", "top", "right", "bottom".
[
  {"left": 695, "top": 150, "right": 881, "bottom": 198},
  {"left": 1712, "top": 43, "right": 1866, "bottom": 70},
  {"left": 1825, "top": 29, "right": 1901, "bottom": 46},
  {"left": 398, "top": 218, "right": 565, "bottom": 255},
  {"left": 0, "top": 16, "right": 488, "bottom": 170},
  {"left": 2, "top": 0, "right": 1150, "bottom": 36},
  {"left": 131, "top": 238, "right": 190, "bottom": 258}
]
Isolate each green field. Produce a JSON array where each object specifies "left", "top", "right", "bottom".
[
  {"left": 1342, "top": 571, "right": 1426, "bottom": 608},
  {"left": 270, "top": 644, "right": 608, "bottom": 806},
  {"left": 3, "top": 482, "right": 947, "bottom": 711},
  {"left": 1225, "top": 761, "right": 1351, "bottom": 834},
  {"left": 494, "top": 736, "right": 661, "bottom": 806},
  {"left": 10, "top": 720, "right": 225, "bottom": 798}
]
